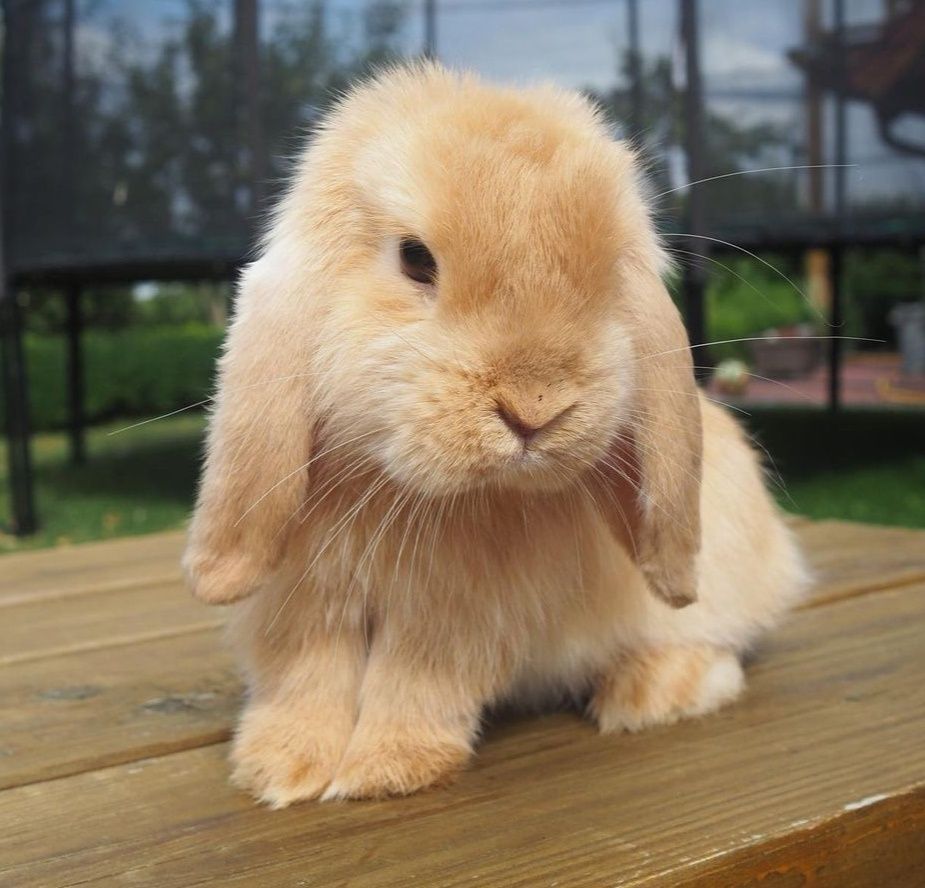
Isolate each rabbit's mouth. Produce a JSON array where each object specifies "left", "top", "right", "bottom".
[{"left": 474, "top": 444, "right": 585, "bottom": 494}]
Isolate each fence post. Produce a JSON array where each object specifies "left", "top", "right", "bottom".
[
  {"left": 424, "top": 0, "right": 437, "bottom": 59},
  {"left": 679, "top": 0, "right": 709, "bottom": 378},
  {"left": 828, "top": 0, "right": 847, "bottom": 412},
  {"left": 0, "top": 277, "right": 37, "bottom": 535},
  {"left": 234, "top": 0, "right": 264, "bottom": 217},
  {"left": 1, "top": 0, "right": 37, "bottom": 535},
  {"left": 626, "top": 0, "right": 644, "bottom": 142},
  {"left": 66, "top": 284, "right": 86, "bottom": 464}
]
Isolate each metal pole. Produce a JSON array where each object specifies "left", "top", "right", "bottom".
[
  {"left": 66, "top": 284, "right": 85, "bottom": 464},
  {"left": 804, "top": 0, "right": 824, "bottom": 213},
  {"left": 63, "top": 0, "right": 76, "bottom": 221},
  {"left": 61, "top": 0, "right": 85, "bottom": 465},
  {"left": 828, "top": 0, "right": 847, "bottom": 411},
  {"left": 679, "top": 0, "right": 709, "bottom": 375},
  {"left": 235, "top": 0, "right": 264, "bottom": 216},
  {"left": 627, "top": 0, "right": 644, "bottom": 142},
  {"left": 424, "top": 0, "right": 437, "bottom": 60},
  {"left": 0, "top": 246, "right": 37, "bottom": 533},
  {"left": 0, "top": 284, "right": 36, "bottom": 535},
  {"left": 1, "top": 0, "right": 37, "bottom": 534}
]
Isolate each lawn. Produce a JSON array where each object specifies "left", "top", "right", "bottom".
[
  {"left": 1, "top": 407, "right": 924, "bottom": 555},
  {"left": 0, "top": 413, "right": 206, "bottom": 554},
  {"left": 777, "top": 456, "right": 925, "bottom": 526}
]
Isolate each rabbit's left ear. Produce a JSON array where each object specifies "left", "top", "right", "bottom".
[
  {"left": 183, "top": 255, "right": 316, "bottom": 605},
  {"left": 599, "top": 267, "right": 703, "bottom": 608}
]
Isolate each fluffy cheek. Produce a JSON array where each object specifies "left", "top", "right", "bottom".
[
  {"left": 377, "top": 370, "right": 628, "bottom": 496},
  {"left": 325, "top": 319, "right": 637, "bottom": 496},
  {"left": 378, "top": 369, "right": 513, "bottom": 494}
]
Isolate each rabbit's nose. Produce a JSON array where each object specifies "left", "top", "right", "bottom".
[{"left": 496, "top": 401, "right": 574, "bottom": 445}]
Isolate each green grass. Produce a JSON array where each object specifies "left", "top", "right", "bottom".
[
  {"left": 1, "top": 407, "right": 924, "bottom": 555},
  {"left": 0, "top": 413, "right": 206, "bottom": 554},
  {"left": 0, "top": 324, "right": 222, "bottom": 432},
  {"left": 747, "top": 405, "right": 925, "bottom": 528},
  {"left": 779, "top": 455, "right": 925, "bottom": 526}
]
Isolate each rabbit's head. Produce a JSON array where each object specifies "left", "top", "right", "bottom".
[{"left": 185, "top": 65, "right": 702, "bottom": 609}]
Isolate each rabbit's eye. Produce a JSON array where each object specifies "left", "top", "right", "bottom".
[{"left": 399, "top": 238, "right": 438, "bottom": 286}]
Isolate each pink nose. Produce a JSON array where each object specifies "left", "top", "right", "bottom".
[{"left": 496, "top": 402, "right": 572, "bottom": 444}]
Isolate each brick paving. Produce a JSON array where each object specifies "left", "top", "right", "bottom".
[{"left": 707, "top": 352, "right": 925, "bottom": 408}]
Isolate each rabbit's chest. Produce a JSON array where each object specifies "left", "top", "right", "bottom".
[{"left": 291, "top": 486, "right": 632, "bottom": 636}]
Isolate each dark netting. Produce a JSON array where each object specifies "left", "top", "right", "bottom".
[
  {"left": 3, "top": 0, "right": 924, "bottom": 273},
  {"left": 695, "top": 0, "right": 925, "bottom": 245},
  {"left": 435, "top": 0, "right": 925, "bottom": 248},
  {"left": 3, "top": 0, "right": 418, "bottom": 277}
]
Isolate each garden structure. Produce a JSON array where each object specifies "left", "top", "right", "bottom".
[{"left": 3, "top": 0, "right": 925, "bottom": 535}]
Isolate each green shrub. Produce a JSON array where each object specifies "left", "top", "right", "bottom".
[
  {"left": 704, "top": 256, "right": 818, "bottom": 363},
  {"left": 2, "top": 324, "right": 223, "bottom": 432}
]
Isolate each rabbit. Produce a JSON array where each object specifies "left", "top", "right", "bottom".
[{"left": 183, "top": 63, "right": 809, "bottom": 806}]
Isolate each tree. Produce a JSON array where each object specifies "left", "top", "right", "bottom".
[{"left": 588, "top": 51, "right": 793, "bottom": 221}]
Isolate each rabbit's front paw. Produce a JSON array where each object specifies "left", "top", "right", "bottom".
[
  {"left": 322, "top": 730, "right": 471, "bottom": 800},
  {"left": 590, "top": 645, "right": 744, "bottom": 733},
  {"left": 230, "top": 703, "right": 351, "bottom": 808}
]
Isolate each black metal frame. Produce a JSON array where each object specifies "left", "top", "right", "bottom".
[
  {"left": 0, "top": 205, "right": 37, "bottom": 534},
  {"left": 680, "top": 0, "right": 708, "bottom": 375}
]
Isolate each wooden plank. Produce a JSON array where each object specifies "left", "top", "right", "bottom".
[
  {"left": 0, "top": 520, "right": 921, "bottom": 793},
  {"left": 0, "top": 580, "right": 222, "bottom": 666},
  {"left": 675, "top": 787, "right": 925, "bottom": 888},
  {"left": 0, "top": 628, "right": 237, "bottom": 790},
  {"left": 799, "top": 520, "right": 925, "bottom": 607},
  {"left": 2, "top": 582, "right": 923, "bottom": 887},
  {"left": 3, "top": 521, "right": 921, "bottom": 612},
  {"left": 0, "top": 531, "right": 185, "bottom": 605}
]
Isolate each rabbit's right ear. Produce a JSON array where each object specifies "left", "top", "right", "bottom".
[
  {"left": 598, "top": 266, "right": 703, "bottom": 609},
  {"left": 183, "top": 254, "right": 316, "bottom": 605}
]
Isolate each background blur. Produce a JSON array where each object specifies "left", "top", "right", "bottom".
[{"left": 2, "top": 0, "right": 924, "bottom": 551}]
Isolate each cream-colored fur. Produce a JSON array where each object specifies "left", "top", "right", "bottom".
[{"left": 184, "top": 64, "right": 809, "bottom": 804}]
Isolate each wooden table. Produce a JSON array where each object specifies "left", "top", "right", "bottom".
[{"left": 2, "top": 520, "right": 924, "bottom": 887}]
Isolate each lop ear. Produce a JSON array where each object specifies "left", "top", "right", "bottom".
[
  {"left": 602, "top": 268, "right": 703, "bottom": 608},
  {"left": 183, "top": 254, "right": 315, "bottom": 604}
]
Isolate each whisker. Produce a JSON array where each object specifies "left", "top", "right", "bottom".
[
  {"left": 665, "top": 246, "right": 826, "bottom": 324},
  {"left": 106, "top": 372, "right": 315, "bottom": 436},
  {"left": 391, "top": 330, "right": 446, "bottom": 370},
  {"left": 630, "top": 386, "right": 753, "bottom": 416},
  {"left": 106, "top": 400, "right": 213, "bottom": 436},
  {"left": 271, "top": 452, "right": 376, "bottom": 541},
  {"left": 233, "top": 426, "right": 386, "bottom": 527},
  {"left": 691, "top": 364, "right": 816, "bottom": 403},
  {"left": 265, "top": 473, "right": 391, "bottom": 635},
  {"left": 654, "top": 163, "right": 856, "bottom": 200},
  {"left": 339, "top": 486, "right": 413, "bottom": 652},
  {"left": 642, "top": 335, "right": 884, "bottom": 361},
  {"left": 385, "top": 489, "right": 431, "bottom": 627},
  {"left": 664, "top": 232, "right": 814, "bottom": 315}
]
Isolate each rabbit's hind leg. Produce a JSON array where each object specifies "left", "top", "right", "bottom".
[{"left": 589, "top": 645, "right": 744, "bottom": 734}]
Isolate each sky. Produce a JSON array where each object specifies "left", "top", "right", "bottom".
[{"left": 74, "top": 0, "right": 925, "bottom": 203}]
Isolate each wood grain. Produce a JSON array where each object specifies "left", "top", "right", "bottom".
[
  {"left": 676, "top": 786, "right": 925, "bottom": 888},
  {"left": 0, "top": 520, "right": 920, "bottom": 805},
  {"left": 799, "top": 520, "right": 925, "bottom": 607},
  {"left": 3, "top": 520, "right": 918, "bottom": 610},
  {"left": 0, "top": 519, "right": 925, "bottom": 606},
  {"left": 0, "top": 628, "right": 237, "bottom": 790},
  {"left": 0, "top": 580, "right": 222, "bottom": 666},
  {"left": 2, "top": 581, "right": 923, "bottom": 887},
  {"left": 0, "top": 531, "right": 185, "bottom": 606}
]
